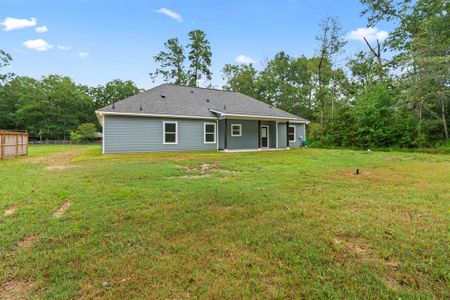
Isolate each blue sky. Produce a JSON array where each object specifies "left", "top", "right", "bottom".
[{"left": 1, "top": 0, "right": 392, "bottom": 89}]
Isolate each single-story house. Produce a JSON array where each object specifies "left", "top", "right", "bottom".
[{"left": 95, "top": 84, "right": 309, "bottom": 154}]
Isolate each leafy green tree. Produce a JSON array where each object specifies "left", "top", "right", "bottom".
[
  {"left": 361, "top": 0, "right": 449, "bottom": 143},
  {"left": 348, "top": 51, "right": 379, "bottom": 91},
  {"left": 187, "top": 30, "right": 212, "bottom": 87},
  {"left": 12, "top": 75, "right": 94, "bottom": 140},
  {"left": 1, "top": 77, "right": 36, "bottom": 130},
  {"left": 0, "top": 50, "right": 15, "bottom": 129},
  {"left": 315, "top": 16, "right": 346, "bottom": 129},
  {"left": 70, "top": 123, "right": 97, "bottom": 143},
  {"left": 0, "top": 49, "right": 13, "bottom": 83},
  {"left": 222, "top": 63, "right": 259, "bottom": 98},
  {"left": 150, "top": 38, "right": 187, "bottom": 85},
  {"left": 407, "top": 3, "right": 449, "bottom": 141},
  {"left": 257, "top": 52, "right": 316, "bottom": 120},
  {"left": 222, "top": 52, "right": 321, "bottom": 124},
  {"left": 91, "top": 79, "right": 141, "bottom": 109}
]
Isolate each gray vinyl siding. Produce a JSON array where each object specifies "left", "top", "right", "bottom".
[
  {"left": 226, "top": 120, "right": 259, "bottom": 149},
  {"left": 218, "top": 119, "right": 225, "bottom": 150},
  {"left": 219, "top": 120, "right": 279, "bottom": 150},
  {"left": 278, "top": 122, "right": 287, "bottom": 148},
  {"left": 288, "top": 123, "right": 306, "bottom": 148},
  {"left": 104, "top": 115, "right": 217, "bottom": 153}
]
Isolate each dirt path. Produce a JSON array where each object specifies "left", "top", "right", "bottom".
[{"left": 27, "top": 149, "right": 85, "bottom": 171}]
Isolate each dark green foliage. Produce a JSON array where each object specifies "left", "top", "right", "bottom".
[
  {"left": 11, "top": 75, "right": 95, "bottom": 140},
  {"left": 70, "top": 123, "right": 97, "bottom": 142},
  {"left": 150, "top": 38, "right": 187, "bottom": 85},
  {"left": 187, "top": 30, "right": 212, "bottom": 87},
  {"left": 223, "top": 1, "right": 449, "bottom": 148},
  {"left": 0, "top": 67, "right": 141, "bottom": 140},
  {"left": 151, "top": 30, "right": 212, "bottom": 87},
  {"left": 0, "top": 49, "right": 13, "bottom": 83},
  {"left": 222, "top": 64, "right": 259, "bottom": 99},
  {"left": 90, "top": 79, "right": 141, "bottom": 109},
  {"left": 2, "top": 0, "right": 449, "bottom": 148}
]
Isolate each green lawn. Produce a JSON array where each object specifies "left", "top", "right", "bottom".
[{"left": 1, "top": 146, "right": 449, "bottom": 299}]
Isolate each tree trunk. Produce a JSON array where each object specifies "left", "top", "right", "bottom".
[
  {"left": 418, "top": 100, "right": 422, "bottom": 136},
  {"left": 194, "top": 68, "right": 198, "bottom": 87},
  {"left": 318, "top": 52, "right": 324, "bottom": 129},
  {"left": 331, "top": 97, "right": 334, "bottom": 126},
  {"left": 441, "top": 97, "right": 449, "bottom": 140},
  {"left": 320, "top": 110, "right": 324, "bottom": 129}
]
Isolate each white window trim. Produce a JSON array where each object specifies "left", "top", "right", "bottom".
[
  {"left": 163, "top": 121, "right": 178, "bottom": 144},
  {"left": 261, "top": 125, "right": 270, "bottom": 148},
  {"left": 231, "top": 124, "right": 242, "bottom": 137},
  {"left": 289, "top": 125, "right": 296, "bottom": 142},
  {"left": 216, "top": 120, "right": 219, "bottom": 150},
  {"left": 204, "top": 122, "right": 216, "bottom": 144}
]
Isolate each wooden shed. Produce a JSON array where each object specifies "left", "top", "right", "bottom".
[{"left": 0, "top": 130, "right": 28, "bottom": 159}]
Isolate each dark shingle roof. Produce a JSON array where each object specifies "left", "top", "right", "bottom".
[{"left": 96, "top": 84, "right": 309, "bottom": 122}]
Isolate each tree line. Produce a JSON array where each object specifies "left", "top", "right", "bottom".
[
  {"left": 152, "top": 0, "right": 449, "bottom": 148},
  {"left": 1, "top": 0, "right": 448, "bottom": 147},
  {"left": 0, "top": 66, "right": 140, "bottom": 140}
]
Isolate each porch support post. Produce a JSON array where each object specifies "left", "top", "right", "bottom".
[
  {"left": 286, "top": 121, "right": 290, "bottom": 148},
  {"left": 257, "top": 120, "right": 261, "bottom": 148},
  {"left": 276, "top": 121, "right": 279, "bottom": 148},
  {"left": 224, "top": 119, "right": 228, "bottom": 150}
]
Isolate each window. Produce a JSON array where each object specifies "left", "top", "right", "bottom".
[
  {"left": 288, "top": 125, "right": 296, "bottom": 142},
  {"left": 163, "top": 121, "right": 177, "bottom": 144},
  {"left": 231, "top": 124, "right": 242, "bottom": 137},
  {"left": 204, "top": 122, "right": 216, "bottom": 143}
]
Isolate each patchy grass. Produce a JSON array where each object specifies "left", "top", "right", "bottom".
[{"left": 0, "top": 145, "right": 449, "bottom": 299}]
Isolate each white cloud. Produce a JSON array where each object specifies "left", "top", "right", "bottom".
[
  {"left": 155, "top": 8, "right": 183, "bottom": 22},
  {"left": 79, "top": 51, "right": 89, "bottom": 58},
  {"left": 1, "top": 17, "right": 37, "bottom": 31},
  {"left": 57, "top": 45, "right": 71, "bottom": 51},
  {"left": 346, "top": 27, "right": 389, "bottom": 43},
  {"left": 35, "top": 25, "right": 48, "bottom": 33},
  {"left": 236, "top": 54, "right": 255, "bottom": 64},
  {"left": 23, "top": 38, "right": 53, "bottom": 51}
]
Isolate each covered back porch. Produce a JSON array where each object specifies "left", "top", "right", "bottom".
[{"left": 217, "top": 117, "right": 303, "bottom": 151}]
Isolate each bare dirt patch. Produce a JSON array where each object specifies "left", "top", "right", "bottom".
[
  {"left": 52, "top": 200, "right": 72, "bottom": 218},
  {"left": 333, "top": 236, "right": 400, "bottom": 267},
  {"left": 0, "top": 280, "right": 35, "bottom": 300},
  {"left": 200, "top": 164, "right": 211, "bottom": 171},
  {"left": 4, "top": 206, "right": 17, "bottom": 216},
  {"left": 28, "top": 149, "right": 84, "bottom": 171},
  {"left": 400, "top": 211, "right": 413, "bottom": 221},
  {"left": 332, "top": 236, "right": 412, "bottom": 291},
  {"left": 172, "top": 163, "right": 240, "bottom": 179},
  {"left": 179, "top": 174, "right": 211, "bottom": 179},
  {"left": 333, "top": 236, "right": 374, "bottom": 261},
  {"left": 18, "top": 234, "right": 39, "bottom": 249},
  {"left": 45, "top": 165, "right": 76, "bottom": 171}
]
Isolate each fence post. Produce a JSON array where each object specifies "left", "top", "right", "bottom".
[
  {"left": 0, "top": 134, "right": 4, "bottom": 159},
  {"left": 16, "top": 134, "right": 19, "bottom": 157}
]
